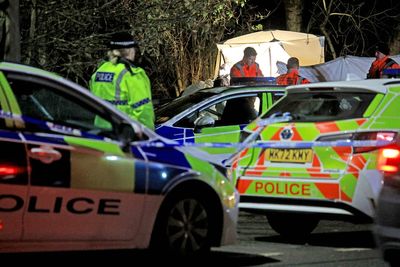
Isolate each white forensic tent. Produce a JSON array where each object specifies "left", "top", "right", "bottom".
[
  {"left": 215, "top": 30, "right": 325, "bottom": 78},
  {"left": 276, "top": 55, "right": 400, "bottom": 82}
]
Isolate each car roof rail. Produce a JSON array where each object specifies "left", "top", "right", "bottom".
[{"left": 230, "top": 77, "right": 277, "bottom": 86}]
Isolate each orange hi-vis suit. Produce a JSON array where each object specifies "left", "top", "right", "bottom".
[
  {"left": 367, "top": 56, "right": 400, "bottom": 79},
  {"left": 230, "top": 61, "right": 263, "bottom": 77},
  {"left": 276, "top": 69, "right": 310, "bottom": 85}
]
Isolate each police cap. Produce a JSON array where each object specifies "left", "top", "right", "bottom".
[{"left": 109, "top": 32, "right": 139, "bottom": 49}]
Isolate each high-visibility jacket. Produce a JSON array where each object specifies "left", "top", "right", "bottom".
[
  {"left": 90, "top": 59, "right": 155, "bottom": 130},
  {"left": 230, "top": 60, "right": 263, "bottom": 77},
  {"left": 367, "top": 56, "right": 400, "bottom": 79},
  {"left": 276, "top": 69, "right": 310, "bottom": 85}
]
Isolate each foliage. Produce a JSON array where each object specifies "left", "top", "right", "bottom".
[
  {"left": 20, "top": 0, "right": 273, "bottom": 98},
  {"left": 305, "top": 0, "right": 400, "bottom": 60},
  {"left": 19, "top": 0, "right": 400, "bottom": 99},
  {"left": 120, "top": 0, "right": 246, "bottom": 96},
  {"left": 20, "top": 0, "right": 127, "bottom": 85}
]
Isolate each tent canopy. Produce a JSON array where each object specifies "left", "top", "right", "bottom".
[{"left": 215, "top": 30, "right": 325, "bottom": 78}]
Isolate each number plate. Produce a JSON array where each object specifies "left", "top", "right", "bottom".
[{"left": 265, "top": 148, "right": 313, "bottom": 163}]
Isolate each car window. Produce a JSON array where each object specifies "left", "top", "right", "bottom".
[
  {"left": 7, "top": 75, "right": 118, "bottom": 138},
  {"left": 155, "top": 92, "right": 216, "bottom": 124},
  {"left": 272, "top": 92, "right": 285, "bottom": 103},
  {"left": 175, "top": 95, "right": 261, "bottom": 128},
  {"left": 263, "top": 91, "right": 376, "bottom": 122}
]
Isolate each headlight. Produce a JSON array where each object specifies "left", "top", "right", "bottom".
[
  {"left": 212, "top": 163, "right": 230, "bottom": 180},
  {"left": 223, "top": 192, "right": 238, "bottom": 209}
]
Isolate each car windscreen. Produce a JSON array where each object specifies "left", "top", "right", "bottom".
[
  {"left": 155, "top": 92, "right": 216, "bottom": 124},
  {"left": 262, "top": 91, "right": 377, "bottom": 122}
]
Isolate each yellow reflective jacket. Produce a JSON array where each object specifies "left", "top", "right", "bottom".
[{"left": 90, "top": 59, "right": 155, "bottom": 130}]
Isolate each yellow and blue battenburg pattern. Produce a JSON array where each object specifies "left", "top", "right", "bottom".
[{"left": 0, "top": 110, "right": 232, "bottom": 196}]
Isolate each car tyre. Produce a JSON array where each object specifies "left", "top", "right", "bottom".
[
  {"left": 267, "top": 213, "right": 319, "bottom": 240},
  {"left": 151, "top": 191, "right": 215, "bottom": 257}
]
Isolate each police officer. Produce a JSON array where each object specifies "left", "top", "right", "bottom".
[
  {"left": 90, "top": 32, "right": 155, "bottom": 130},
  {"left": 367, "top": 42, "right": 400, "bottom": 79},
  {"left": 230, "top": 47, "right": 264, "bottom": 78},
  {"left": 276, "top": 57, "right": 310, "bottom": 85}
]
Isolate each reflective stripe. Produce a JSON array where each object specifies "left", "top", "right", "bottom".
[
  {"left": 131, "top": 98, "right": 150, "bottom": 109},
  {"left": 115, "top": 69, "right": 129, "bottom": 100},
  {"left": 297, "top": 77, "right": 304, "bottom": 85},
  {"left": 384, "top": 58, "right": 396, "bottom": 69},
  {"left": 107, "top": 100, "right": 128, "bottom": 105},
  {"left": 234, "top": 63, "right": 246, "bottom": 77}
]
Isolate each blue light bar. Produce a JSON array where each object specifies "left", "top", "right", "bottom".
[{"left": 382, "top": 68, "right": 400, "bottom": 78}]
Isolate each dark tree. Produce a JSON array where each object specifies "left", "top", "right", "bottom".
[{"left": 0, "top": 0, "right": 20, "bottom": 61}]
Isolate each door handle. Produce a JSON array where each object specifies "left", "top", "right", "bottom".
[{"left": 28, "top": 146, "right": 62, "bottom": 164}]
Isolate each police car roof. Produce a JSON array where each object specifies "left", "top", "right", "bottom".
[
  {"left": 199, "top": 84, "right": 286, "bottom": 94},
  {"left": 0, "top": 61, "right": 62, "bottom": 79},
  {"left": 286, "top": 78, "right": 400, "bottom": 94}
]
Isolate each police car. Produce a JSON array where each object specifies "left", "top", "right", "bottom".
[
  {"left": 0, "top": 62, "right": 238, "bottom": 255},
  {"left": 155, "top": 82, "right": 285, "bottom": 162},
  {"left": 233, "top": 78, "right": 400, "bottom": 238}
]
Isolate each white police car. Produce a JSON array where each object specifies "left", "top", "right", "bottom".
[
  {"left": 0, "top": 62, "right": 238, "bottom": 256},
  {"left": 155, "top": 82, "right": 285, "bottom": 163}
]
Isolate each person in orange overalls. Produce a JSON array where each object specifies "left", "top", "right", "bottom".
[
  {"left": 230, "top": 47, "right": 264, "bottom": 78},
  {"left": 367, "top": 42, "right": 400, "bottom": 79},
  {"left": 276, "top": 57, "right": 310, "bottom": 85}
]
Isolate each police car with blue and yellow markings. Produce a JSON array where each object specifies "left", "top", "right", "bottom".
[
  {"left": 155, "top": 82, "right": 285, "bottom": 163},
  {"left": 0, "top": 62, "right": 238, "bottom": 255}
]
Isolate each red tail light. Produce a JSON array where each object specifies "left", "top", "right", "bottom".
[
  {"left": 317, "top": 131, "right": 397, "bottom": 154},
  {"left": 0, "top": 165, "right": 23, "bottom": 177},
  {"left": 378, "top": 147, "right": 400, "bottom": 174},
  {"left": 353, "top": 132, "right": 397, "bottom": 153}
]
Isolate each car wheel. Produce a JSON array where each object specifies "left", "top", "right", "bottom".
[
  {"left": 151, "top": 192, "right": 215, "bottom": 256},
  {"left": 267, "top": 213, "right": 319, "bottom": 240},
  {"left": 385, "top": 250, "right": 400, "bottom": 267}
]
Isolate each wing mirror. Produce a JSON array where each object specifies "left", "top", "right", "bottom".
[
  {"left": 194, "top": 116, "right": 215, "bottom": 133},
  {"left": 117, "top": 122, "right": 143, "bottom": 152}
]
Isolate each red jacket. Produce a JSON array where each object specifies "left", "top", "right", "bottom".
[
  {"left": 367, "top": 56, "right": 400, "bottom": 79},
  {"left": 276, "top": 69, "right": 310, "bottom": 85},
  {"left": 230, "top": 61, "right": 263, "bottom": 77}
]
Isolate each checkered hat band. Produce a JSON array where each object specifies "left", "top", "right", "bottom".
[{"left": 110, "top": 41, "right": 136, "bottom": 46}]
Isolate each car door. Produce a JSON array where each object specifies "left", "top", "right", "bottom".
[
  {"left": 173, "top": 91, "right": 283, "bottom": 160},
  {"left": 260, "top": 90, "right": 285, "bottom": 114},
  {"left": 0, "top": 76, "right": 28, "bottom": 241},
  {"left": 3, "top": 71, "right": 145, "bottom": 242},
  {"left": 193, "top": 94, "right": 261, "bottom": 153}
]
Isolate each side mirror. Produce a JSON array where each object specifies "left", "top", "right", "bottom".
[
  {"left": 117, "top": 122, "right": 142, "bottom": 152},
  {"left": 194, "top": 116, "right": 215, "bottom": 133}
]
